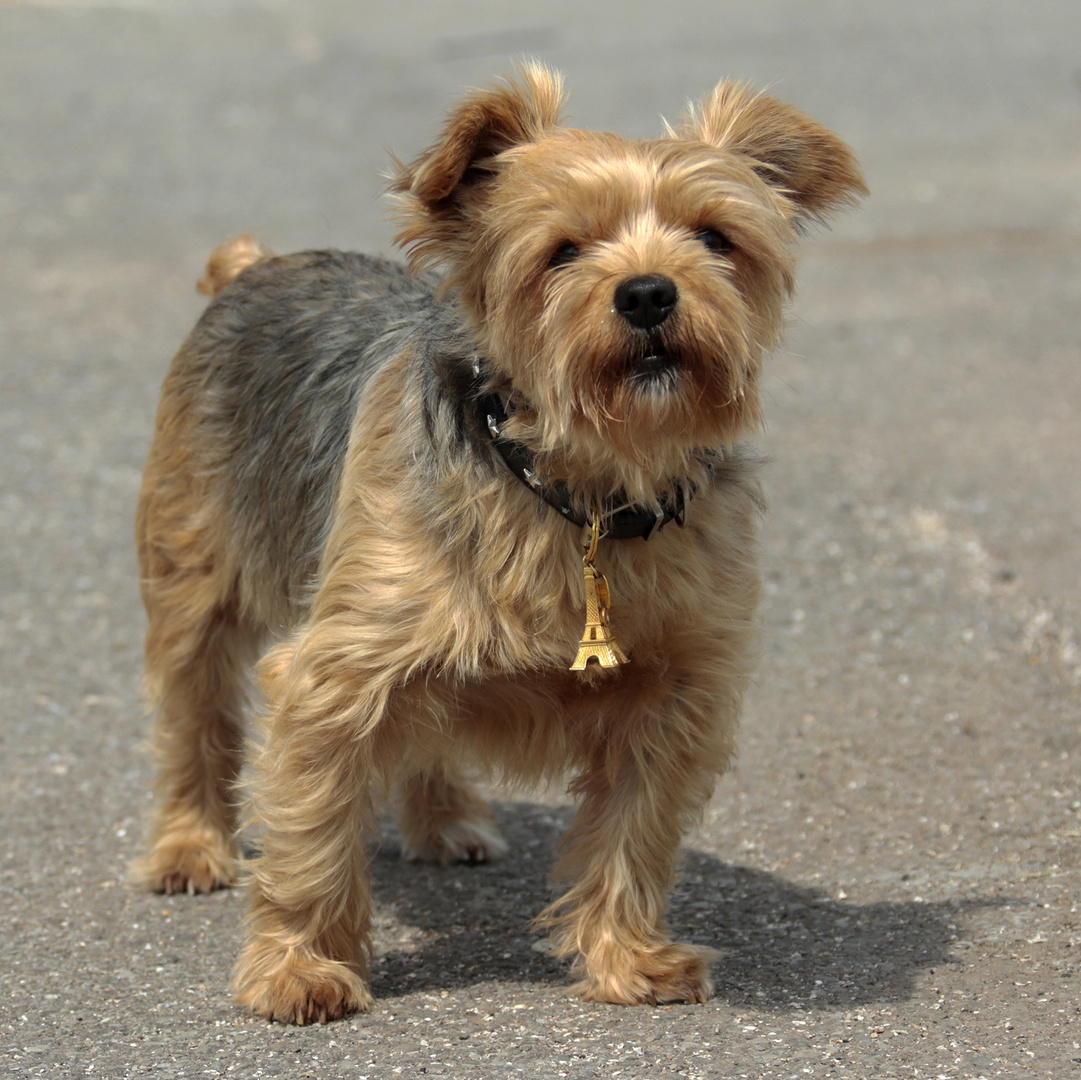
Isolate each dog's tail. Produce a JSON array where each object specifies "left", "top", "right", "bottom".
[{"left": 196, "top": 234, "right": 274, "bottom": 298}]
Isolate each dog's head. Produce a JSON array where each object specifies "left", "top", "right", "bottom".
[{"left": 393, "top": 67, "right": 865, "bottom": 499}]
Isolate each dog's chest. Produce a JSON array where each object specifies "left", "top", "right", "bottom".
[{"left": 445, "top": 516, "right": 705, "bottom": 678}]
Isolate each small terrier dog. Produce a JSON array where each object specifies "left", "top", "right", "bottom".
[{"left": 134, "top": 67, "right": 864, "bottom": 1023}]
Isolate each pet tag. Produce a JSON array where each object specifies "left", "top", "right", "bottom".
[{"left": 570, "top": 517, "right": 630, "bottom": 670}]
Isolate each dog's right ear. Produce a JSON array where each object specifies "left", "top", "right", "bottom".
[{"left": 393, "top": 65, "right": 565, "bottom": 208}]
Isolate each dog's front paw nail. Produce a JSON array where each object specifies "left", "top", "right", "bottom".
[
  {"left": 574, "top": 943, "right": 717, "bottom": 1006},
  {"left": 233, "top": 952, "right": 373, "bottom": 1025}
]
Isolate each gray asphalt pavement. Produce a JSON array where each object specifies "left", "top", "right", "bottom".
[{"left": 2, "top": 2, "right": 1079, "bottom": 1077}]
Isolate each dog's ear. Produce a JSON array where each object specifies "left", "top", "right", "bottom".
[
  {"left": 395, "top": 65, "right": 565, "bottom": 207},
  {"left": 679, "top": 82, "right": 867, "bottom": 225}
]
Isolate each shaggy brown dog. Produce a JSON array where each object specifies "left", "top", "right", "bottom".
[{"left": 133, "top": 67, "right": 864, "bottom": 1023}]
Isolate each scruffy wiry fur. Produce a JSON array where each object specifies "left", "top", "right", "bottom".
[{"left": 133, "top": 66, "right": 865, "bottom": 1024}]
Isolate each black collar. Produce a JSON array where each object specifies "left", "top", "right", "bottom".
[{"left": 477, "top": 384, "right": 693, "bottom": 541}]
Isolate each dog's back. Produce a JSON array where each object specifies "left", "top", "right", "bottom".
[{"left": 142, "top": 249, "right": 450, "bottom": 621}]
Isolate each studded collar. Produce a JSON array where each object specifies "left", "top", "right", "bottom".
[{"left": 473, "top": 360, "right": 694, "bottom": 541}]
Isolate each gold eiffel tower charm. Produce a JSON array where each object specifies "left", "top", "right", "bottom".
[{"left": 570, "top": 517, "right": 630, "bottom": 671}]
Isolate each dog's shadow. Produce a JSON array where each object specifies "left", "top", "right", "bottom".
[{"left": 367, "top": 800, "right": 1000, "bottom": 1009}]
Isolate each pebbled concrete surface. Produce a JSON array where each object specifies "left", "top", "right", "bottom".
[{"left": 1, "top": 1, "right": 1079, "bottom": 1077}]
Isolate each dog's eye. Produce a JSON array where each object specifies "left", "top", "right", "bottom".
[
  {"left": 696, "top": 229, "right": 733, "bottom": 255},
  {"left": 549, "top": 242, "right": 581, "bottom": 268}
]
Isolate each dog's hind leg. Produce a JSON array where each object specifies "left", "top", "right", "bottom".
[
  {"left": 394, "top": 765, "right": 508, "bottom": 865},
  {"left": 133, "top": 600, "right": 257, "bottom": 894},
  {"left": 131, "top": 394, "right": 259, "bottom": 895},
  {"left": 132, "top": 523, "right": 258, "bottom": 894}
]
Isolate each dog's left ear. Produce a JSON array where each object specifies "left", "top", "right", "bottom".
[
  {"left": 395, "top": 65, "right": 565, "bottom": 207},
  {"left": 679, "top": 83, "right": 868, "bottom": 225}
]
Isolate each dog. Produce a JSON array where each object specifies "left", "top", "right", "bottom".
[{"left": 133, "top": 66, "right": 865, "bottom": 1023}]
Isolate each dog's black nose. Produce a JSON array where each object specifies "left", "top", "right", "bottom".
[{"left": 614, "top": 275, "right": 678, "bottom": 330}]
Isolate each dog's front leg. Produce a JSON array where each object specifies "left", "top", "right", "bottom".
[
  {"left": 230, "top": 632, "right": 399, "bottom": 1024},
  {"left": 542, "top": 682, "right": 734, "bottom": 1005}
]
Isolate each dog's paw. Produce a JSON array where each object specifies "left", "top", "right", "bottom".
[
  {"left": 401, "top": 818, "right": 509, "bottom": 865},
  {"left": 132, "top": 830, "right": 237, "bottom": 894},
  {"left": 572, "top": 942, "right": 717, "bottom": 1006},
  {"left": 233, "top": 952, "right": 374, "bottom": 1025}
]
